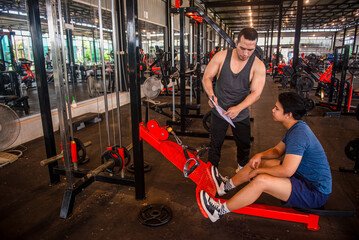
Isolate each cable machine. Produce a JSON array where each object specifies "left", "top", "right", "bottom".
[{"left": 42, "top": 0, "right": 135, "bottom": 218}]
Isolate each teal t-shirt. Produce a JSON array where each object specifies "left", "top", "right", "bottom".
[{"left": 282, "top": 121, "right": 332, "bottom": 195}]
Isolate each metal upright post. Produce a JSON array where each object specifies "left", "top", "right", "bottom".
[
  {"left": 269, "top": 20, "right": 274, "bottom": 62},
  {"left": 126, "top": 0, "right": 145, "bottom": 200},
  {"left": 119, "top": 0, "right": 128, "bottom": 91},
  {"left": 64, "top": 0, "right": 76, "bottom": 83},
  {"left": 337, "top": 45, "right": 350, "bottom": 111},
  {"left": 219, "top": 21, "right": 222, "bottom": 49},
  {"left": 46, "top": 0, "right": 76, "bottom": 218},
  {"left": 329, "top": 48, "right": 338, "bottom": 103},
  {"left": 353, "top": 25, "right": 358, "bottom": 54},
  {"left": 26, "top": 0, "right": 58, "bottom": 184},
  {"left": 196, "top": 21, "right": 201, "bottom": 114},
  {"left": 293, "top": 0, "right": 303, "bottom": 70},
  {"left": 92, "top": 30, "right": 97, "bottom": 63},
  {"left": 99, "top": 0, "right": 111, "bottom": 148},
  {"left": 112, "top": 0, "right": 122, "bottom": 145},
  {"left": 276, "top": 3, "right": 283, "bottom": 66},
  {"left": 179, "top": 8, "right": 186, "bottom": 133},
  {"left": 165, "top": 0, "right": 171, "bottom": 57},
  {"left": 266, "top": 29, "right": 269, "bottom": 61},
  {"left": 342, "top": 28, "right": 347, "bottom": 47},
  {"left": 332, "top": 32, "right": 337, "bottom": 51}
]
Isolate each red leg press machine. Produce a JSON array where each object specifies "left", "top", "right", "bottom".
[{"left": 139, "top": 120, "right": 321, "bottom": 230}]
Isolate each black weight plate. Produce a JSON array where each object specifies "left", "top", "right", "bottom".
[
  {"left": 74, "top": 138, "right": 88, "bottom": 165},
  {"left": 101, "top": 150, "right": 123, "bottom": 174},
  {"left": 138, "top": 204, "right": 172, "bottom": 227},
  {"left": 344, "top": 139, "right": 359, "bottom": 161},
  {"left": 126, "top": 161, "right": 152, "bottom": 173},
  {"left": 348, "top": 61, "right": 359, "bottom": 75},
  {"left": 296, "top": 76, "right": 314, "bottom": 92},
  {"left": 304, "top": 98, "right": 315, "bottom": 112},
  {"left": 111, "top": 145, "right": 131, "bottom": 166}
]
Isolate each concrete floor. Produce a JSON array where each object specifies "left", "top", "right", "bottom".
[{"left": 1, "top": 77, "right": 359, "bottom": 240}]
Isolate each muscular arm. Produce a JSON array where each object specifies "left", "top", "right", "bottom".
[
  {"left": 202, "top": 51, "right": 226, "bottom": 104},
  {"left": 224, "top": 58, "right": 266, "bottom": 118}
]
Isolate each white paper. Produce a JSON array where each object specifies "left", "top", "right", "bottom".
[{"left": 209, "top": 98, "right": 236, "bottom": 128}]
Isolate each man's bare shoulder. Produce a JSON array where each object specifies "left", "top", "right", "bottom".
[
  {"left": 212, "top": 50, "right": 227, "bottom": 62},
  {"left": 253, "top": 56, "right": 266, "bottom": 71}
]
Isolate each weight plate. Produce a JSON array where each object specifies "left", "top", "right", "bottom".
[
  {"left": 101, "top": 150, "right": 124, "bottom": 174},
  {"left": 348, "top": 61, "right": 359, "bottom": 75},
  {"left": 126, "top": 161, "right": 152, "bottom": 173},
  {"left": 111, "top": 145, "right": 131, "bottom": 166},
  {"left": 345, "top": 139, "right": 359, "bottom": 161},
  {"left": 296, "top": 75, "right": 314, "bottom": 92},
  {"left": 138, "top": 204, "right": 172, "bottom": 227},
  {"left": 304, "top": 98, "right": 316, "bottom": 112},
  {"left": 74, "top": 138, "right": 89, "bottom": 165}
]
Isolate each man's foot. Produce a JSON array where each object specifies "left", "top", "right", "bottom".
[
  {"left": 200, "top": 190, "right": 226, "bottom": 222},
  {"left": 235, "top": 164, "right": 243, "bottom": 173},
  {"left": 211, "top": 166, "right": 231, "bottom": 196}
]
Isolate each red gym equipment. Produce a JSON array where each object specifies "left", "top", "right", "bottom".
[{"left": 139, "top": 120, "right": 322, "bottom": 231}]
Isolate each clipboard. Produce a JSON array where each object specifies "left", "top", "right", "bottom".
[{"left": 209, "top": 97, "right": 236, "bottom": 128}]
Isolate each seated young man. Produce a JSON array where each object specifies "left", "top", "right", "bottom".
[{"left": 200, "top": 92, "right": 332, "bottom": 222}]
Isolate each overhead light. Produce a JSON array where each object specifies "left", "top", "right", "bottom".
[
  {"left": 249, "top": 12, "right": 252, "bottom": 16},
  {"left": 305, "top": 0, "right": 309, "bottom": 3},
  {"left": 313, "top": 34, "right": 315, "bottom": 37}
]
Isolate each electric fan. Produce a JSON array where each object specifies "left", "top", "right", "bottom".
[
  {"left": 142, "top": 76, "right": 162, "bottom": 122},
  {"left": 143, "top": 76, "right": 162, "bottom": 100},
  {"left": 0, "top": 104, "right": 21, "bottom": 166}
]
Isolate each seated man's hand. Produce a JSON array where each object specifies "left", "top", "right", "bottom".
[
  {"left": 249, "top": 154, "right": 261, "bottom": 169},
  {"left": 248, "top": 168, "right": 259, "bottom": 180}
]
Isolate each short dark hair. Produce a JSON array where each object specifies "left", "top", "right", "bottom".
[
  {"left": 237, "top": 28, "right": 258, "bottom": 42},
  {"left": 278, "top": 92, "right": 307, "bottom": 120}
]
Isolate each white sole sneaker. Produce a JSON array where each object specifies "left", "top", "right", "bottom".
[
  {"left": 200, "top": 190, "right": 220, "bottom": 222},
  {"left": 211, "top": 166, "right": 226, "bottom": 196}
]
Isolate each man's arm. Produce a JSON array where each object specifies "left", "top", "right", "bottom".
[
  {"left": 224, "top": 58, "right": 266, "bottom": 119},
  {"left": 202, "top": 51, "right": 226, "bottom": 106},
  {"left": 257, "top": 141, "right": 286, "bottom": 159},
  {"left": 249, "top": 141, "right": 285, "bottom": 169},
  {"left": 254, "top": 154, "right": 302, "bottom": 178}
]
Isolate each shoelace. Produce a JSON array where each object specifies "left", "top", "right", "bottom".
[{"left": 208, "top": 196, "right": 221, "bottom": 210}]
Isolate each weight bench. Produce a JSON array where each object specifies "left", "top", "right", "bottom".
[{"left": 139, "top": 120, "right": 356, "bottom": 231}]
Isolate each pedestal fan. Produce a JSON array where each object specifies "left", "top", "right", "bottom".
[{"left": 0, "top": 104, "right": 21, "bottom": 166}]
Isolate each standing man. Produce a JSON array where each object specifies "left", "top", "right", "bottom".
[{"left": 203, "top": 28, "right": 266, "bottom": 171}]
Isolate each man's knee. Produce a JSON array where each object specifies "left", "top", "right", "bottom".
[{"left": 251, "top": 174, "right": 272, "bottom": 187}]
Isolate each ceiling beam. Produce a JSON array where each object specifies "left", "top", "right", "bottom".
[{"left": 204, "top": 0, "right": 281, "bottom": 8}]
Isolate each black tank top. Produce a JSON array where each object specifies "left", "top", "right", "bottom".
[{"left": 213, "top": 48, "right": 255, "bottom": 122}]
